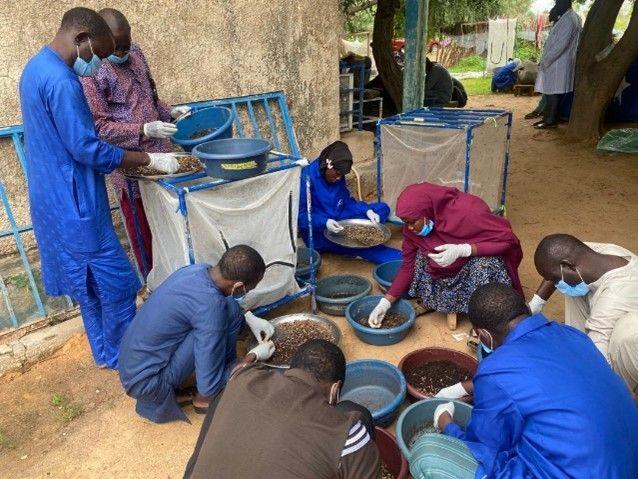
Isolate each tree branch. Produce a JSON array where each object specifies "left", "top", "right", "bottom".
[
  {"left": 578, "top": 0, "right": 624, "bottom": 62},
  {"left": 347, "top": 0, "right": 378, "bottom": 15},
  {"left": 372, "top": 0, "right": 403, "bottom": 109},
  {"left": 606, "top": 1, "right": 638, "bottom": 66}
]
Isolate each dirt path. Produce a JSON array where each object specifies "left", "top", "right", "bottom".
[{"left": 1, "top": 94, "right": 636, "bottom": 478}]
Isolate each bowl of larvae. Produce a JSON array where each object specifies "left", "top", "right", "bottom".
[{"left": 323, "top": 219, "right": 391, "bottom": 249}]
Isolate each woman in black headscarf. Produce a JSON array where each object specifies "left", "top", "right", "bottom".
[{"left": 298, "top": 141, "right": 401, "bottom": 264}]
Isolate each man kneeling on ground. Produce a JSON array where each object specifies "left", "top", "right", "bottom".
[
  {"left": 118, "top": 245, "right": 276, "bottom": 423},
  {"left": 428, "top": 283, "right": 638, "bottom": 479},
  {"left": 184, "top": 339, "right": 380, "bottom": 479}
]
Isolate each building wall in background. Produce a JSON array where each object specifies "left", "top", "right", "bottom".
[{"left": 0, "top": 0, "right": 343, "bottom": 256}]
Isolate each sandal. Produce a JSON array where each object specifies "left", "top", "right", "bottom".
[
  {"left": 193, "top": 404, "right": 209, "bottom": 414},
  {"left": 176, "top": 387, "right": 195, "bottom": 407}
]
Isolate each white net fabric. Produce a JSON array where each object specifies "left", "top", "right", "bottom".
[
  {"left": 468, "top": 116, "right": 509, "bottom": 210},
  {"left": 380, "top": 119, "right": 508, "bottom": 213},
  {"left": 380, "top": 124, "right": 466, "bottom": 212},
  {"left": 140, "top": 167, "right": 301, "bottom": 310}
]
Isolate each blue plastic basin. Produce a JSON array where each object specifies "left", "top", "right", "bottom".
[
  {"left": 373, "top": 260, "right": 411, "bottom": 299},
  {"left": 193, "top": 138, "right": 272, "bottom": 180},
  {"left": 396, "top": 399, "right": 473, "bottom": 458},
  {"left": 345, "top": 295, "right": 416, "bottom": 346},
  {"left": 340, "top": 359, "right": 407, "bottom": 427},
  {"left": 315, "top": 275, "right": 372, "bottom": 316},
  {"left": 171, "top": 106, "right": 234, "bottom": 152},
  {"left": 295, "top": 247, "right": 321, "bottom": 285}
]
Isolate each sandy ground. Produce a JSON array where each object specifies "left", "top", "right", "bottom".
[{"left": 1, "top": 94, "right": 637, "bottom": 478}]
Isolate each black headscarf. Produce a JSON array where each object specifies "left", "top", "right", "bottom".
[
  {"left": 318, "top": 141, "right": 353, "bottom": 176},
  {"left": 549, "top": 0, "right": 572, "bottom": 23}
]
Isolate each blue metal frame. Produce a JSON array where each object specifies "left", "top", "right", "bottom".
[
  {"left": 152, "top": 91, "right": 316, "bottom": 316},
  {"left": 374, "top": 107, "right": 511, "bottom": 214},
  {"left": 500, "top": 112, "right": 514, "bottom": 213},
  {"left": 0, "top": 91, "right": 315, "bottom": 331},
  {"left": 176, "top": 90, "right": 301, "bottom": 158},
  {"left": 0, "top": 125, "right": 75, "bottom": 330}
]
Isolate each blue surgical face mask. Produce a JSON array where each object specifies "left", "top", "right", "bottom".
[
  {"left": 477, "top": 329, "right": 494, "bottom": 356},
  {"left": 480, "top": 342, "right": 493, "bottom": 355},
  {"left": 555, "top": 264, "right": 589, "bottom": 297},
  {"left": 107, "top": 52, "right": 129, "bottom": 64},
  {"left": 74, "top": 39, "right": 102, "bottom": 77},
  {"left": 417, "top": 220, "right": 434, "bottom": 237},
  {"left": 231, "top": 284, "right": 247, "bottom": 302}
]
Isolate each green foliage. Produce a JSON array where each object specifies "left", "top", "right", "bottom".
[
  {"left": 0, "top": 430, "right": 12, "bottom": 449},
  {"left": 346, "top": 8, "right": 376, "bottom": 36},
  {"left": 449, "top": 55, "right": 487, "bottom": 73},
  {"left": 462, "top": 76, "right": 492, "bottom": 96},
  {"left": 499, "top": 0, "right": 533, "bottom": 18},
  {"left": 51, "top": 393, "right": 84, "bottom": 424},
  {"left": 514, "top": 33, "right": 541, "bottom": 62},
  {"left": 427, "top": 0, "right": 503, "bottom": 35},
  {"left": 7, "top": 273, "right": 29, "bottom": 289},
  {"left": 343, "top": 0, "right": 537, "bottom": 37}
]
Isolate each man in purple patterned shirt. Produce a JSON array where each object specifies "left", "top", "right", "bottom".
[{"left": 81, "top": 8, "right": 190, "bottom": 276}]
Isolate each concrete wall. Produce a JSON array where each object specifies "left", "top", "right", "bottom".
[{"left": 0, "top": 0, "right": 343, "bottom": 253}]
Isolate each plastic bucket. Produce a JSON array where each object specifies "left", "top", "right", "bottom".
[
  {"left": 398, "top": 347, "right": 477, "bottom": 401},
  {"left": 340, "top": 359, "right": 406, "bottom": 427},
  {"left": 315, "top": 275, "right": 372, "bottom": 316},
  {"left": 375, "top": 427, "right": 409, "bottom": 479},
  {"left": 171, "top": 106, "right": 234, "bottom": 152},
  {"left": 193, "top": 138, "right": 272, "bottom": 180},
  {"left": 345, "top": 295, "right": 415, "bottom": 346},
  {"left": 396, "top": 399, "right": 473, "bottom": 459}
]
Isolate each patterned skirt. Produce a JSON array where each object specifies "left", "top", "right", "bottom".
[{"left": 409, "top": 251, "right": 512, "bottom": 314}]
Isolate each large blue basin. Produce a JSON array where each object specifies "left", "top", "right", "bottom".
[
  {"left": 171, "top": 106, "right": 233, "bottom": 152},
  {"left": 315, "top": 275, "right": 372, "bottom": 316},
  {"left": 295, "top": 247, "right": 321, "bottom": 285},
  {"left": 396, "top": 398, "right": 473, "bottom": 458},
  {"left": 345, "top": 295, "right": 415, "bottom": 346},
  {"left": 373, "top": 260, "right": 411, "bottom": 299},
  {"left": 193, "top": 138, "right": 272, "bottom": 180},
  {"left": 340, "top": 359, "right": 406, "bottom": 427}
]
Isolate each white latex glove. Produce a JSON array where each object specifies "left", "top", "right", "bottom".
[
  {"left": 143, "top": 121, "right": 178, "bottom": 139},
  {"left": 326, "top": 219, "right": 344, "bottom": 234},
  {"left": 147, "top": 153, "right": 179, "bottom": 174},
  {"left": 428, "top": 244, "right": 472, "bottom": 268},
  {"left": 170, "top": 105, "right": 192, "bottom": 119},
  {"left": 528, "top": 294, "right": 546, "bottom": 315},
  {"left": 368, "top": 297, "right": 391, "bottom": 329},
  {"left": 434, "top": 382, "right": 468, "bottom": 400},
  {"left": 245, "top": 311, "right": 275, "bottom": 342},
  {"left": 249, "top": 340, "right": 275, "bottom": 361},
  {"left": 366, "top": 209, "right": 380, "bottom": 224},
  {"left": 433, "top": 401, "right": 455, "bottom": 430}
]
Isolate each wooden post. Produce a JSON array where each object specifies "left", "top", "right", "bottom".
[{"left": 402, "top": 0, "right": 429, "bottom": 112}]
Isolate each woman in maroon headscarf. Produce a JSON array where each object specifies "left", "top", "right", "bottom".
[{"left": 368, "top": 183, "right": 523, "bottom": 328}]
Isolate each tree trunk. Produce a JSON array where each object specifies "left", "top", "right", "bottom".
[
  {"left": 372, "top": 0, "right": 403, "bottom": 111},
  {"left": 567, "top": 0, "right": 638, "bottom": 143}
]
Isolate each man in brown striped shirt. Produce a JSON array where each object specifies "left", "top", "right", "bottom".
[{"left": 184, "top": 339, "right": 380, "bottom": 478}]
